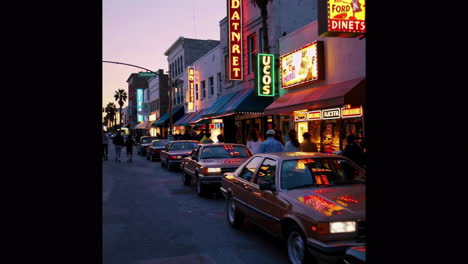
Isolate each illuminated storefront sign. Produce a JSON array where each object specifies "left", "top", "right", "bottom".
[
  {"left": 307, "top": 110, "right": 321, "bottom": 120},
  {"left": 322, "top": 108, "right": 341, "bottom": 120},
  {"left": 341, "top": 106, "right": 363, "bottom": 118},
  {"left": 228, "top": 0, "right": 243, "bottom": 80},
  {"left": 149, "top": 113, "right": 157, "bottom": 122},
  {"left": 257, "top": 54, "right": 275, "bottom": 96},
  {"left": 137, "top": 89, "right": 144, "bottom": 122},
  {"left": 187, "top": 66, "right": 195, "bottom": 112},
  {"left": 318, "top": 0, "right": 366, "bottom": 37},
  {"left": 294, "top": 112, "right": 308, "bottom": 122},
  {"left": 280, "top": 41, "right": 324, "bottom": 89}
]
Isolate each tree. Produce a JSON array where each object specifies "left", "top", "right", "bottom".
[
  {"left": 114, "top": 89, "right": 127, "bottom": 128},
  {"left": 105, "top": 102, "right": 117, "bottom": 130},
  {"left": 251, "top": 0, "right": 273, "bottom": 54}
]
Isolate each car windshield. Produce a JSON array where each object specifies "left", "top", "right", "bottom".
[
  {"left": 141, "top": 137, "right": 157, "bottom": 143},
  {"left": 152, "top": 140, "right": 167, "bottom": 147},
  {"left": 169, "top": 142, "right": 198, "bottom": 151},
  {"left": 281, "top": 158, "right": 365, "bottom": 190},
  {"left": 200, "top": 145, "right": 251, "bottom": 159}
]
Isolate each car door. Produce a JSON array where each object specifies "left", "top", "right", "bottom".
[
  {"left": 184, "top": 146, "right": 201, "bottom": 176},
  {"left": 248, "top": 157, "right": 285, "bottom": 233},
  {"left": 161, "top": 143, "right": 171, "bottom": 163},
  {"left": 231, "top": 156, "right": 264, "bottom": 219}
]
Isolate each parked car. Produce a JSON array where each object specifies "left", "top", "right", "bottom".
[
  {"left": 341, "top": 245, "right": 366, "bottom": 264},
  {"left": 180, "top": 143, "right": 252, "bottom": 196},
  {"left": 160, "top": 140, "right": 199, "bottom": 170},
  {"left": 220, "top": 152, "right": 366, "bottom": 264},
  {"left": 146, "top": 139, "right": 169, "bottom": 161},
  {"left": 137, "top": 136, "right": 158, "bottom": 156}
]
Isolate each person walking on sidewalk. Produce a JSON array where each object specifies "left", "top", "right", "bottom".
[
  {"left": 124, "top": 134, "right": 135, "bottom": 162},
  {"left": 258, "top": 129, "right": 285, "bottom": 153},
  {"left": 112, "top": 131, "right": 125, "bottom": 162},
  {"left": 102, "top": 131, "right": 110, "bottom": 160}
]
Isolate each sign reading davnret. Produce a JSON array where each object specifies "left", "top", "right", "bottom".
[{"left": 228, "top": 0, "right": 243, "bottom": 80}]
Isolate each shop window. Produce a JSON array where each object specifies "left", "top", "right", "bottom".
[
  {"left": 201, "top": 80, "right": 206, "bottom": 99},
  {"left": 209, "top": 76, "right": 214, "bottom": 96},
  {"left": 217, "top": 72, "right": 222, "bottom": 94},
  {"left": 248, "top": 33, "right": 257, "bottom": 74},
  {"left": 195, "top": 84, "right": 199, "bottom": 100}
]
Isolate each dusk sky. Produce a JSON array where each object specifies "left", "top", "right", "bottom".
[{"left": 103, "top": 0, "right": 227, "bottom": 109}]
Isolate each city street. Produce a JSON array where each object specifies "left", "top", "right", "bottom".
[{"left": 102, "top": 144, "right": 290, "bottom": 264}]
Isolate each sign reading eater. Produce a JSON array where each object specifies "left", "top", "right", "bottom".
[{"left": 228, "top": 0, "right": 243, "bottom": 80}]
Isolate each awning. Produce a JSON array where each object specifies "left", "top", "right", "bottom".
[
  {"left": 188, "top": 108, "right": 209, "bottom": 124},
  {"left": 201, "top": 92, "right": 238, "bottom": 119},
  {"left": 147, "top": 120, "right": 157, "bottom": 128},
  {"left": 153, "top": 106, "right": 185, "bottom": 127},
  {"left": 134, "top": 121, "right": 149, "bottom": 129},
  {"left": 263, "top": 77, "right": 365, "bottom": 115},
  {"left": 207, "top": 88, "right": 274, "bottom": 118},
  {"left": 173, "top": 111, "right": 198, "bottom": 126}
]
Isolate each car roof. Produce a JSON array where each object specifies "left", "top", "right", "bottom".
[
  {"left": 199, "top": 143, "right": 246, "bottom": 147},
  {"left": 170, "top": 140, "right": 199, "bottom": 143},
  {"left": 252, "top": 152, "right": 345, "bottom": 161}
]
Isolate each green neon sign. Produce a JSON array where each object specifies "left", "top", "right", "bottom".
[{"left": 257, "top": 53, "right": 275, "bottom": 97}]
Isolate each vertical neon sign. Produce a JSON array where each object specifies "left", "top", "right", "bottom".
[
  {"left": 228, "top": 0, "right": 243, "bottom": 80},
  {"left": 187, "top": 66, "right": 195, "bottom": 112},
  {"left": 257, "top": 54, "right": 275, "bottom": 96},
  {"left": 137, "top": 89, "right": 143, "bottom": 122}
]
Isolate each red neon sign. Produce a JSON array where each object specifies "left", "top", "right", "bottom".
[{"left": 228, "top": 0, "right": 243, "bottom": 80}]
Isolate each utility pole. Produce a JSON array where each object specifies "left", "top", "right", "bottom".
[{"left": 169, "top": 72, "right": 173, "bottom": 136}]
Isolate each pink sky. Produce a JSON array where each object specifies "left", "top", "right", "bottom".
[{"left": 103, "top": 0, "right": 226, "bottom": 109}]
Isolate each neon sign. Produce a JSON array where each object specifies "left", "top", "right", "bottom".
[
  {"left": 318, "top": 0, "right": 366, "bottom": 37},
  {"left": 257, "top": 54, "right": 275, "bottom": 96},
  {"left": 341, "top": 106, "right": 362, "bottom": 118},
  {"left": 187, "top": 66, "right": 195, "bottom": 112},
  {"left": 228, "top": 0, "right": 243, "bottom": 80},
  {"left": 137, "top": 89, "right": 144, "bottom": 122}
]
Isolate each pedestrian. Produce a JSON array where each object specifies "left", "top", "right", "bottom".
[
  {"left": 112, "top": 131, "right": 125, "bottom": 162},
  {"left": 182, "top": 130, "right": 191, "bottom": 140},
  {"left": 124, "top": 133, "right": 134, "bottom": 162},
  {"left": 246, "top": 127, "right": 263, "bottom": 154},
  {"left": 285, "top": 129, "right": 300, "bottom": 152},
  {"left": 274, "top": 129, "right": 285, "bottom": 147},
  {"left": 217, "top": 134, "right": 225, "bottom": 143},
  {"left": 342, "top": 134, "right": 364, "bottom": 167},
  {"left": 300, "top": 132, "right": 318, "bottom": 152},
  {"left": 200, "top": 132, "right": 214, "bottom": 143},
  {"left": 102, "top": 131, "right": 110, "bottom": 160},
  {"left": 258, "top": 129, "right": 285, "bottom": 153}
]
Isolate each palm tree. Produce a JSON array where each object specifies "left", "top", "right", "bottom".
[
  {"left": 114, "top": 89, "right": 127, "bottom": 128},
  {"left": 105, "top": 102, "right": 117, "bottom": 130},
  {"left": 251, "top": 0, "right": 273, "bottom": 53}
]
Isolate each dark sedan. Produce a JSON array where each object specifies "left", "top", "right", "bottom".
[
  {"left": 146, "top": 139, "right": 169, "bottom": 161},
  {"left": 137, "top": 136, "right": 158, "bottom": 156},
  {"left": 220, "top": 152, "right": 366, "bottom": 264},
  {"left": 160, "top": 140, "right": 199, "bottom": 170}
]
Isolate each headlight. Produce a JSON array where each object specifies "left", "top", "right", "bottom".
[
  {"left": 330, "top": 221, "right": 356, "bottom": 233},
  {"left": 207, "top": 168, "right": 221, "bottom": 173}
]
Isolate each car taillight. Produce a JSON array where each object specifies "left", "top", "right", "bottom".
[{"left": 169, "top": 155, "right": 177, "bottom": 160}]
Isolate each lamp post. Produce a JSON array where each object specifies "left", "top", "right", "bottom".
[{"left": 168, "top": 72, "right": 173, "bottom": 136}]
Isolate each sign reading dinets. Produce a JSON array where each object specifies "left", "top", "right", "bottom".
[
  {"left": 318, "top": 0, "right": 366, "bottom": 38},
  {"left": 228, "top": 0, "right": 243, "bottom": 80},
  {"left": 257, "top": 54, "right": 275, "bottom": 96}
]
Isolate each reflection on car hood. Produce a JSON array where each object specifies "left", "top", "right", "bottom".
[
  {"left": 166, "top": 150, "right": 192, "bottom": 155},
  {"left": 284, "top": 185, "right": 365, "bottom": 217},
  {"left": 201, "top": 158, "right": 248, "bottom": 167}
]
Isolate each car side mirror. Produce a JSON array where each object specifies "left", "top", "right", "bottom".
[{"left": 259, "top": 181, "right": 276, "bottom": 191}]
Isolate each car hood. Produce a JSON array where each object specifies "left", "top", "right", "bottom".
[
  {"left": 200, "top": 158, "right": 248, "bottom": 167},
  {"left": 141, "top": 143, "right": 151, "bottom": 147},
  {"left": 283, "top": 185, "right": 365, "bottom": 218}
]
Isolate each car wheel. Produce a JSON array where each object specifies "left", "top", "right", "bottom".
[
  {"left": 161, "top": 159, "right": 166, "bottom": 167},
  {"left": 146, "top": 155, "right": 150, "bottom": 160},
  {"left": 182, "top": 172, "right": 191, "bottom": 186},
  {"left": 286, "top": 225, "right": 312, "bottom": 264},
  {"left": 226, "top": 194, "right": 244, "bottom": 228},
  {"left": 151, "top": 156, "right": 155, "bottom": 162},
  {"left": 196, "top": 176, "right": 206, "bottom": 196}
]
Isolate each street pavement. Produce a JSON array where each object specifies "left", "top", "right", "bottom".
[{"left": 102, "top": 144, "right": 292, "bottom": 264}]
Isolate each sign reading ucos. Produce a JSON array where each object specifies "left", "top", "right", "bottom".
[
  {"left": 257, "top": 54, "right": 275, "bottom": 96},
  {"left": 228, "top": 0, "right": 242, "bottom": 80}
]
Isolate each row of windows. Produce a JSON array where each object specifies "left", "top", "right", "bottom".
[
  {"left": 193, "top": 73, "right": 223, "bottom": 101},
  {"left": 169, "top": 56, "right": 184, "bottom": 77}
]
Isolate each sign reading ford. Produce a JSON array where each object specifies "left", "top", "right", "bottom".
[{"left": 318, "top": 0, "right": 366, "bottom": 38}]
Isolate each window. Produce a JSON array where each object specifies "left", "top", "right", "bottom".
[
  {"left": 201, "top": 80, "right": 206, "bottom": 99},
  {"left": 236, "top": 156, "right": 263, "bottom": 182},
  {"left": 225, "top": 55, "right": 229, "bottom": 82},
  {"left": 259, "top": 28, "right": 264, "bottom": 53},
  {"left": 195, "top": 84, "right": 199, "bottom": 100},
  {"left": 217, "top": 72, "right": 222, "bottom": 94},
  {"left": 209, "top": 76, "right": 214, "bottom": 96},
  {"left": 248, "top": 33, "right": 257, "bottom": 74},
  {"left": 254, "top": 158, "right": 276, "bottom": 185}
]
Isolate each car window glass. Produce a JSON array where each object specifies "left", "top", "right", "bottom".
[
  {"left": 253, "top": 158, "right": 276, "bottom": 185},
  {"left": 200, "top": 145, "right": 251, "bottom": 159},
  {"left": 170, "top": 142, "right": 198, "bottom": 151},
  {"left": 331, "top": 159, "right": 366, "bottom": 184},
  {"left": 237, "top": 157, "right": 263, "bottom": 182}
]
